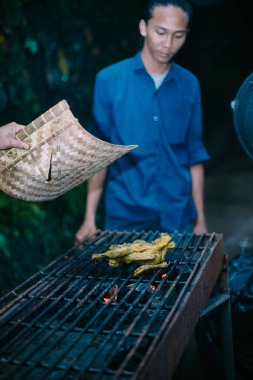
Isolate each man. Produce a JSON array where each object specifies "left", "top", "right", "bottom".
[
  {"left": 75, "top": 0, "right": 209, "bottom": 243},
  {"left": 0, "top": 122, "right": 29, "bottom": 150}
]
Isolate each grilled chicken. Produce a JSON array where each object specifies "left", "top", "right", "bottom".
[
  {"left": 92, "top": 233, "right": 175, "bottom": 277},
  {"left": 92, "top": 240, "right": 153, "bottom": 260},
  {"left": 133, "top": 262, "right": 170, "bottom": 277}
]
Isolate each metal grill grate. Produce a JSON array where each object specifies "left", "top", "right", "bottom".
[{"left": 0, "top": 230, "right": 224, "bottom": 380}]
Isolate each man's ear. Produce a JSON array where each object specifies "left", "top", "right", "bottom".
[{"left": 139, "top": 19, "right": 147, "bottom": 37}]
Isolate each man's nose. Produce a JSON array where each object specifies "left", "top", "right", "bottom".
[{"left": 164, "top": 35, "right": 173, "bottom": 48}]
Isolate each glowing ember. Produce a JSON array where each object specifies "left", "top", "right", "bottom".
[
  {"left": 150, "top": 274, "right": 167, "bottom": 292},
  {"left": 103, "top": 284, "right": 118, "bottom": 303}
]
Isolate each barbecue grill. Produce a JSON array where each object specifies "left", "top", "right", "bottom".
[{"left": 0, "top": 230, "right": 235, "bottom": 380}]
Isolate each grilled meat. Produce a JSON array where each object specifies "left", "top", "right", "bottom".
[
  {"left": 133, "top": 262, "right": 170, "bottom": 277},
  {"left": 92, "top": 240, "right": 153, "bottom": 260},
  {"left": 92, "top": 233, "right": 175, "bottom": 277}
]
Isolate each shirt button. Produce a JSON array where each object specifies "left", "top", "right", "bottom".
[{"left": 154, "top": 115, "right": 159, "bottom": 122}]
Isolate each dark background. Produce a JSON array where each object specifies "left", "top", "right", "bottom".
[{"left": 0, "top": 0, "right": 253, "bottom": 295}]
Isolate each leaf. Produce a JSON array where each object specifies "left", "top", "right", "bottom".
[
  {"left": 0, "top": 233, "right": 10, "bottom": 258},
  {"left": 0, "top": 193, "right": 12, "bottom": 208}
]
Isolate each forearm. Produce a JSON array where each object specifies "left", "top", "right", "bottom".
[
  {"left": 84, "top": 167, "right": 107, "bottom": 222},
  {"left": 190, "top": 164, "right": 207, "bottom": 231}
]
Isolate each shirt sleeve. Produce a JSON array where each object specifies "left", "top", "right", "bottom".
[
  {"left": 187, "top": 80, "right": 210, "bottom": 166},
  {"left": 88, "top": 71, "right": 112, "bottom": 143}
]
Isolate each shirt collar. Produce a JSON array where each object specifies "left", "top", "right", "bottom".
[
  {"left": 132, "top": 51, "right": 146, "bottom": 71},
  {"left": 132, "top": 51, "right": 177, "bottom": 83}
]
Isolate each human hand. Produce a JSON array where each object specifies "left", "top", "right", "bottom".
[
  {"left": 193, "top": 219, "right": 208, "bottom": 235},
  {"left": 75, "top": 219, "right": 97, "bottom": 246},
  {"left": 0, "top": 122, "right": 30, "bottom": 150}
]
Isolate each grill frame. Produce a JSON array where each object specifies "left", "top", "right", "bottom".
[
  {"left": 0, "top": 230, "right": 230, "bottom": 380},
  {"left": 135, "top": 232, "right": 225, "bottom": 380}
]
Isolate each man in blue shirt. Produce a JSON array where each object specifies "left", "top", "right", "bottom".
[{"left": 75, "top": 0, "right": 209, "bottom": 242}]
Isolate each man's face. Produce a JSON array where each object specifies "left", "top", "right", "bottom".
[{"left": 140, "top": 5, "right": 189, "bottom": 65}]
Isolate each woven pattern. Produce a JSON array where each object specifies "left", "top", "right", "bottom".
[{"left": 0, "top": 100, "right": 136, "bottom": 202}]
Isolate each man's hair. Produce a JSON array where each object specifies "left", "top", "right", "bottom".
[{"left": 142, "top": 0, "right": 193, "bottom": 25}]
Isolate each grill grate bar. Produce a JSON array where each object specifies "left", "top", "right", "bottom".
[
  {"left": 0, "top": 231, "right": 110, "bottom": 319},
  {"left": 132, "top": 232, "right": 219, "bottom": 380},
  {"left": 0, "top": 230, "right": 128, "bottom": 343},
  {"left": 0, "top": 268, "right": 124, "bottom": 378},
  {"left": 56, "top": 233, "right": 201, "bottom": 380},
  {"left": 36, "top": 232, "right": 161, "bottom": 380},
  {"left": 97, "top": 233, "right": 208, "bottom": 379},
  {"left": 0, "top": 232, "right": 174, "bottom": 378},
  {"left": 0, "top": 231, "right": 223, "bottom": 380},
  {"left": 57, "top": 271, "right": 162, "bottom": 379},
  {"left": 0, "top": 231, "right": 154, "bottom": 379},
  {"left": 0, "top": 250, "right": 107, "bottom": 354}
]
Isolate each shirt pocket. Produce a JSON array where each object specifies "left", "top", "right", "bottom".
[
  {"left": 163, "top": 111, "right": 190, "bottom": 145},
  {"left": 162, "top": 111, "right": 190, "bottom": 167}
]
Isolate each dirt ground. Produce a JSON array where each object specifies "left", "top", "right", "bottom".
[{"left": 205, "top": 146, "right": 253, "bottom": 260}]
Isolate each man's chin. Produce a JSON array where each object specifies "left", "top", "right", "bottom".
[
  {"left": 157, "top": 58, "right": 172, "bottom": 65},
  {"left": 156, "top": 54, "right": 172, "bottom": 64}
]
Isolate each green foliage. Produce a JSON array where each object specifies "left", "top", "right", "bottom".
[
  {"left": 0, "top": 0, "right": 140, "bottom": 124},
  {"left": 0, "top": 183, "right": 89, "bottom": 295},
  {"left": 0, "top": 0, "right": 138, "bottom": 296}
]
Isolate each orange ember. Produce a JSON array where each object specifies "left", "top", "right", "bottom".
[
  {"left": 103, "top": 295, "right": 118, "bottom": 303},
  {"left": 103, "top": 284, "right": 118, "bottom": 303}
]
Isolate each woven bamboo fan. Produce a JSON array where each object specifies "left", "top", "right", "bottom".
[{"left": 0, "top": 100, "right": 137, "bottom": 202}]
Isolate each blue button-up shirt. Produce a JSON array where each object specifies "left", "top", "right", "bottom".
[{"left": 89, "top": 52, "right": 209, "bottom": 231}]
